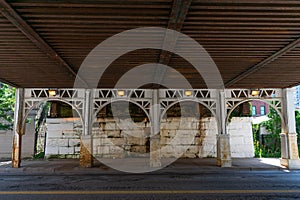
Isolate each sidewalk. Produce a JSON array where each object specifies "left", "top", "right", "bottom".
[{"left": 0, "top": 158, "right": 286, "bottom": 175}]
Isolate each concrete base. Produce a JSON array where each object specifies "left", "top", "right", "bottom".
[
  {"left": 79, "top": 136, "right": 93, "bottom": 168},
  {"left": 280, "top": 158, "right": 300, "bottom": 169},
  {"left": 150, "top": 136, "right": 161, "bottom": 168},
  {"left": 217, "top": 158, "right": 232, "bottom": 167},
  {"left": 217, "top": 134, "right": 232, "bottom": 167},
  {"left": 12, "top": 133, "right": 22, "bottom": 168}
]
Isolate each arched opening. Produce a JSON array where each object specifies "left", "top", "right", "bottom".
[
  {"left": 160, "top": 101, "right": 217, "bottom": 159},
  {"left": 226, "top": 99, "right": 283, "bottom": 158},
  {"left": 23, "top": 100, "right": 83, "bottom": 159},
  {"left": 92, "top": 101, "right": 151, "bottom": 159}
]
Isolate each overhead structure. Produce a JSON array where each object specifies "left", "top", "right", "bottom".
[
  {"left": 0, "top": 0, "right": 298, "bottom": 170},
  {"left": 0, "top": 0, "right": 299, "bottom": 88}
]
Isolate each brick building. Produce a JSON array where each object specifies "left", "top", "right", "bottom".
[{"left": 251, "top": 101, "right": 269, "bottom": 117}]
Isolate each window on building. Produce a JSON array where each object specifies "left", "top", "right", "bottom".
[
  {"left": 260, "top": 106, "right": 266, "bottom": 115},
  {"left": 252, "top": 106, "right": 256, "bottom": 116}
]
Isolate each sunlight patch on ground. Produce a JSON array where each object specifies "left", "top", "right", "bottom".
[
  {"left": 0, "top": 161, "right": 11, "bottom": 166},
  {"left": 258, "top": 158, "right": 285, "bottom": 168}
]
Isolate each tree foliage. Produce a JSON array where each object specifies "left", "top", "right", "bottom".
[
  {"left": 253, "top": 107, "right": 300, "bottom": 157},
  {"left": 0, "top": 83, "right": 15, "bottom": 130},
  {"left": 252, "top": 107, "right": 282, "bottom": 158},
  {"left": 263, "top": 107, "right": 282, "bottom": 135},
  {"left": 296, "top": 110, "right": 300, "bottom": 134}
]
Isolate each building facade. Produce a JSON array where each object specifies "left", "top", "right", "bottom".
[{"left": 251, "top": 101, "right": 269, "bottom": 117}]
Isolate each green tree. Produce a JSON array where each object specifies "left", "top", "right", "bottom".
[
  {"left": 263, "top": 107, "right": 282, "bottom": 135},
  {"left": 0, "top": 83, "right": 16, "bottom": 130},
  {"left": 256, "top": 108, "right": 300, "bottom": 157},
  {"left": 296, "top": 110, "right": 300, "bottom": 134},
  {"left": 258, "top": 107, "right": 281, "bottom": 158}
]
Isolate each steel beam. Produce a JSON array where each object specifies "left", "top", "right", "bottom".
[
  {"left": 0, "top": 0, "right": 88, "bottom": 88},
  {"left": 225, "top": 37, "right": 300, "bottom": 87},
  {"left": 0, "top": 78, "right": 18, "bottom": 88},
  {"left": 152, "top": 0, "right": 192, "bottom": 88}
]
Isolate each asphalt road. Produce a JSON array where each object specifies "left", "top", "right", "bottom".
[{"left": 0, "top": 170, "right": 300, "bottom": 200}]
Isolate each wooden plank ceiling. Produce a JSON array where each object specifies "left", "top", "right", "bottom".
[{"left": 0, "top": 0, "right": 299, "bottom": 88}]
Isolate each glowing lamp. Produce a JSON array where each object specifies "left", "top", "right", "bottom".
[
  {"left": 48, "top": 89, "right": 57, "bottom": 97},
  {"left": 251, "top": 89, "right": 260, "bottom": 97},
  {"left": 117, "top": 90, "right": 125, "bottom": 97},
  {"left": 184, "top": 90, "right": 193, "bottom": 97}
]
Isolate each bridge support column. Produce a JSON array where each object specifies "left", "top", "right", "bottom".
[
  {"left": 280, "top": 88, "right": 300, "bottom": 169},
  {"left": 216, "top": 90, "right": 232, "bottom": 167},
  {"left": 150, "top": 89, "right": 161, "bottom": 168},
  {"left": 80, "top": 89, "right": 93, "bottom": 167},
  {"left": 80, "top": 135, "right": 93, "bottom": 168},
  {"left": 12, "top": 88, "right": 25, "bottom": 168}
]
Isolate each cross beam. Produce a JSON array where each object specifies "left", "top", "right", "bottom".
[
  {"left": 152, "top": 0, "right": 192, "bottom": 88},
  {"left": 225, "top": 37, "right": 300, "bottom": 87},
  {"left": 0, "top": 0, "right": 88, "bottom": 88},
  {"left": 0, "top": 78, "right": 18, "bottom": 87}
]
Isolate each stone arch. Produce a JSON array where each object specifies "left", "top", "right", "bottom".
[
  {"left": 22, "top": 98, "right": 84, "bottom": 131},
  {"left": 226, "top": 99, "right": 285, "bottom": 131}
]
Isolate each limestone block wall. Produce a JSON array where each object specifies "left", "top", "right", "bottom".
[
  {"left": 160, "top": 117, "right": 254, "bottom": 158},
  {"left": 22, "top": 116, "right": 36, "bottom": 158},
  {"left": 44, "top": 118, "right": 82, "bottom": 158},
  {"left": 90, "top": 117, "right": 254, "bottom": 159},
  {"left": 0, "top": 115, "right": 35, "bottom": 159},
  {"left": 42, "top": 116, "right": 254, "bottom": 159},
  {"left": 160, "top": 117, "right": 217, "bottom": 158},
  {"left": 92, "top": 118, "right": 150, "bottom": 158},
  {"left": 0, "top": 130, "right": 13, "bottom": 158},
  {"left": 227, "top": 117, "right": 255, "bottom": 158}
]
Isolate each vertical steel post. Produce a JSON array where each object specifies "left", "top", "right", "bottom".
[
  {"left": 80, "top": 89, "right": 93, "bottom": 167},
  {"left": 12, "top": 88, "right": 25, "bottom": 168},
  {"left": 216, "top": 89, "right": 232, "bottom": 167},
  {"left": 150, "top": 89, "right": 161, "bottom": 167}
]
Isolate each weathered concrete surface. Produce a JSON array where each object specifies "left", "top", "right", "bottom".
[
  {"left": 217, "top": 134, "right": 231, "bottom": 167},
  {"left": 280, "top": 133, "right": 300, "bottom": 169},
  {"left": 0, "top": 158, "right": 285, "bottom": 174},
  {"left": 0, "top": 158, "right": 293, "bottom": 200}
]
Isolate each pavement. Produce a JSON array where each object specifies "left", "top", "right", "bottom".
[
  {"left": 0, "top": 158, "right": 299, "bottom": 200},
  {"left": 0, "top": 158, "right": 287, "bottom": 175}
]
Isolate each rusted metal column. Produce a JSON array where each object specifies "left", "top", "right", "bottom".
[
  {"left": 216, "top": 90, "right": 232, "bottom": 167},
  {"left": 80, "top": 89, "right": 93, "bottom": 167},
  {"left": 280, "top": 88, "right": 300, "bottom": 169},
  {"left": 12, "top": 88, "right": 25, "bottom": 168}
]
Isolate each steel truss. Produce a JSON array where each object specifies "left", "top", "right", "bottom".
[
  {"left": 23, "top": 88, "right": 85, "bottom": 123},
  {"left": 23, "top": 88, "right": 284, "bottom": 129}
]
